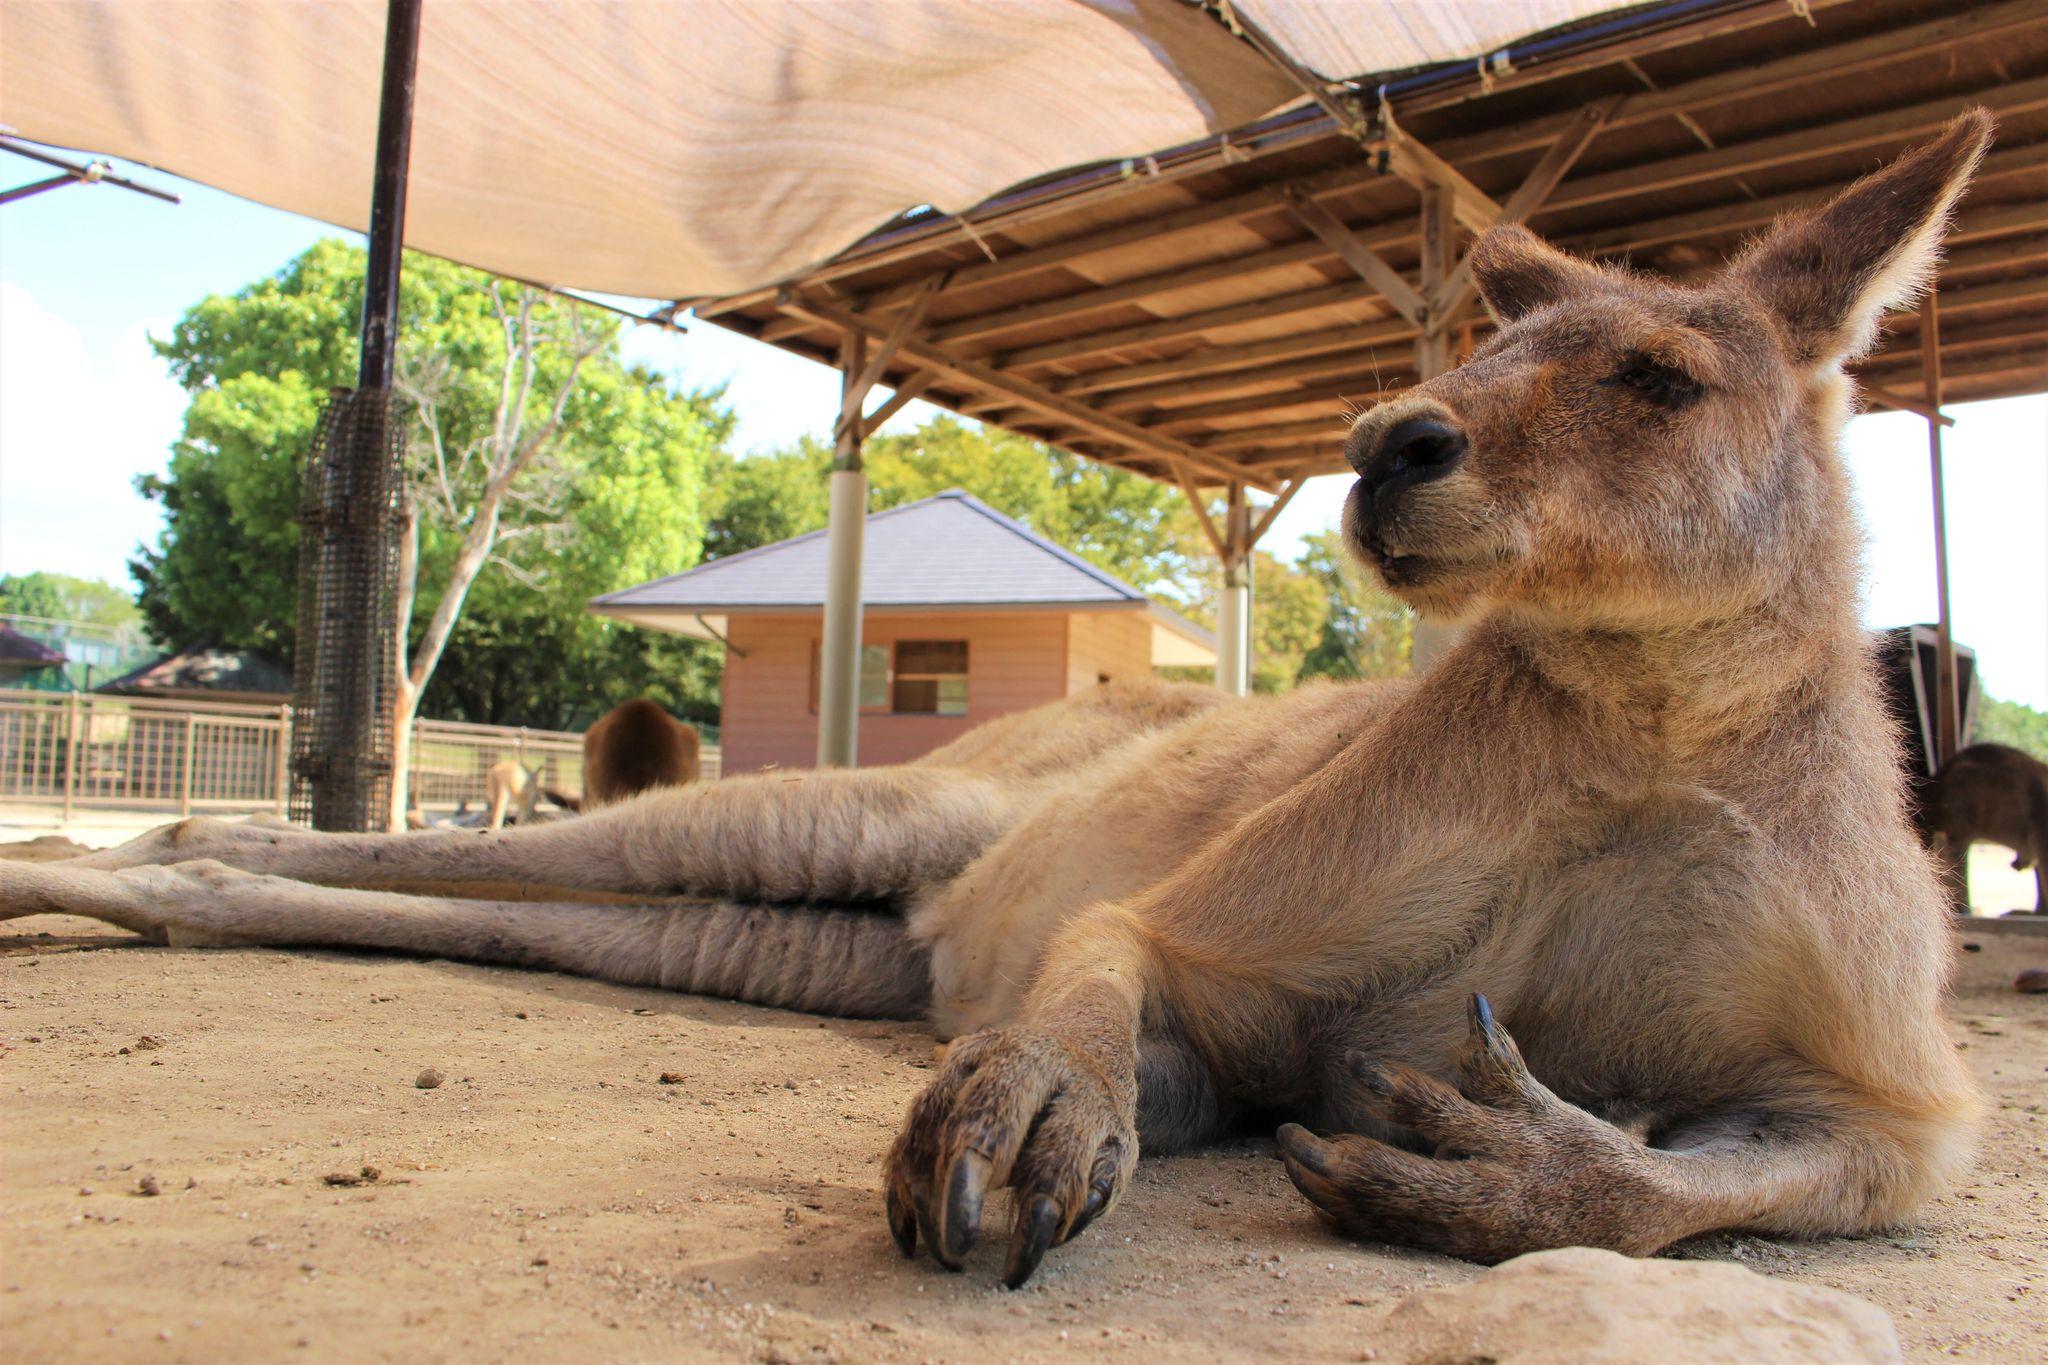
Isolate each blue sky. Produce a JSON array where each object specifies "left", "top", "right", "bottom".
[{"left": 2, "top": 153, "right": 2043, "bottom": 708}]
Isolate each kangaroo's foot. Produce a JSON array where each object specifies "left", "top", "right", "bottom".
[
  {"left": 1277, "top": 994, "right": 1665, "bottom": 1262},
  {"left": 884, "top": 1025, "right": 1136, "bottom": 1288}
]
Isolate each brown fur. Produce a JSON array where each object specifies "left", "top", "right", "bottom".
[
  {"left": 1919, "top": 742, "right": 2048, "bottom": 913},
  {"left": 582, "top": 699, "right": 701, "bottom": 807},
  {"left": 0, "top": 115, "right": 1996, "bottom": 1287}
]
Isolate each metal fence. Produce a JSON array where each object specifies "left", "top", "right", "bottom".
[{"left": 0, "top": 689, "right": 720, "bottom": 819}]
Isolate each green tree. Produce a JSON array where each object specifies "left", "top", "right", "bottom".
[
  {"left": 134, "top": 239, "right": 727, "bottom": 813},
  {"left": 1294, "top": 530, "right": 1412, "bottom": 682},
  {"left": 1976, "top": 695, "right": 2048, "bottom": 762},
  {"left": 0, "top": 572, "right": 145, "bottom": 633}
]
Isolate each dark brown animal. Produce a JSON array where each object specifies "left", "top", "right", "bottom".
[
  {"left": 1921, "top": 742, "right": 2048, "bottom": 913},
  {"left": 581, "top": 699, "right": 700, "bottom": 807}
]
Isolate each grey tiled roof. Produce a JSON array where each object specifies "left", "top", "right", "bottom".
[{"left": 595, "top": 490, "right": 1166, "bottom": 611}]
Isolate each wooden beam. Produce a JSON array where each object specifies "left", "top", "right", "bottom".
[
  {"left": 1548, "top": 75, "right": 2048, "bottom": 218},
  {"left": 1429, "top": 96, "right": 1623, "bottom": 317},
  {"left": 1374, "top": 102, "right": 1501, "bottom": 235},
  {"left": 1196, "top": 418, "right": 1356, "bottom": 453},
  {"left": 1099, "top": 342, "right": 1413, "bottom": 415},
  {"left": 1416, "top": 183, "right": 1456, "bottom": 377},
  {"left": 998, "top": 282, "right": 1375, "bottom": 372},
  {"left": 1248, "top": 479, "right": 1307, "bottom": 549},
  {"left": 1176, "top": 469, "right": 1231, "bottom": 561},
  {"left": 1571, "top": 143, "right": 2047, "bottom": 257},
  {"left": 835, "top": 279, "right": 939, "bottom": 439},
  {"left": 861, "top": 369, "right": 935, "bottom": 432},
  {"left": 1284, "top": 187, "right": 1425, "bottom": 323},
  {"left": 1858, "top": 383, "right": 1955, "bottom": 426},
  {"left": 1153, "top": 380, "right": 1402, "bottom": 432},
  {"left": 778, "top": 293, "right": 1270, "bottom": 490},
  {"left": 1052, "top": 316, "right": 1413, "bottom": 398},
  {"left": 926, "top": 237, "right": 1332, "bottom": 347}
]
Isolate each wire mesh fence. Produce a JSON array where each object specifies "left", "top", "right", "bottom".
[
  {"left": 0, "top": 689, "right": 720, "bottom": 820},
  {"left": 290, "top": 387, "right": 406, "bottom": 830}
]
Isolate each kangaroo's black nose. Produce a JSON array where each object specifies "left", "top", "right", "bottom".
[{"left": 1368, "top": 418, "right": 1467, "bottom": 483}]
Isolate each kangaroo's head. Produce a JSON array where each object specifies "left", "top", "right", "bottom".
[{"left": 1342, "top": 111, "right": 1993, "bottom": 633}]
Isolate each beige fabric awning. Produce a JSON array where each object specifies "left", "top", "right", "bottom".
[{"left": 0, "top": 0, "right": 1625, "bottom": 300}]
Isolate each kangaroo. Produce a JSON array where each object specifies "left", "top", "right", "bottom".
[
  {"left": 0, "top": 114, "right": 1992, "bottom": 1289},
  {"left": 1920, "top": 742, "right": 2048, "bottom": 913},
  {"left": 581, "top": 698, "right": 701, "bottom": 807},
  {"left": 482, "top": 758, "right": 540, "bottom": 830}
]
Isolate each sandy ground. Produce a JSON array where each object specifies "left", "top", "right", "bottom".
[{"left": 0, "top": 856, "right": 2041, "bottom": 1361}]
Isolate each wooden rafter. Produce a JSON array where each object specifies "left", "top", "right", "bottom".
[
  {"left": 1428, "top": 96, "right": 1624, "bottom": 318},
  {"left": 779, "top": 292, "right": 1271, "bottom": 490},
  {"left": 1284, "top": 187, "right": 1424, "bottom": 323}
]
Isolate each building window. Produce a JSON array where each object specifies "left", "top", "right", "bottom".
[
  {"left": 858, "top": 644, "right": 890, "bottom": 711},
  {"left": 892, "top": 641, "right": 968, "bottom": 715},
  {"left": 811, "top": 640, "right": 968, "bottom": 716}
]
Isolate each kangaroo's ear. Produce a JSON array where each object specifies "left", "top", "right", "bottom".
[
  {"left": 1730, "top": 109, "right": 1993, "bottom": 367},
  {"left": 1467, "top": 223, "right": 1605, "bottom": 324}
]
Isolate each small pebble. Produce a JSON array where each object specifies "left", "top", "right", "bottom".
[
  {"left": 2015, "top": 967, "right": 2048, "bottom": 995},
  {"left": 136, "top": 1175, "right": 161, "bottom": 1197},
  {"left": 658, "top": 1072, "right": 684, "bottom": 1085},
  {"left": 415, "top": 1067, "right": 445, "bottom": 1090}
]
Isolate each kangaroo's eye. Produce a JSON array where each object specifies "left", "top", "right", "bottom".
[{"left": 1604, "top": 351, "right": 1702, "bottom": 406}]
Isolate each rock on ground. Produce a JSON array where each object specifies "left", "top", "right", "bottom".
[{"left": 1368, "top": 1246, "right": 1900, "bottom": 1363}]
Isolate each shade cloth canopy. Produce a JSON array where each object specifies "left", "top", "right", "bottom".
[{"left": 0, "top": 0, "right": 1623, "bottom": 299}]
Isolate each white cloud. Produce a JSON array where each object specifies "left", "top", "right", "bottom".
[{"left": 0, "top": 281, "right": 184, "bottom": 586}]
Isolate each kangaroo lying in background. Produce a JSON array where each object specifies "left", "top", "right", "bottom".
[
  {"left": 1921, "top": 742, "right": 2048, "bottom": 913},
  {"left": 0, "top": 115, "right": 1992, "bottom": 1288}
]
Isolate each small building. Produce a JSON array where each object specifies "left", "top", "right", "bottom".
[
  {"left": 0, "top": 623, "right": 66, "bottom": 689},
  {"left": 98, "top": 645, "right": 293, "bottom": 707},
  {"left": 592, "top": 490, "right": 1215, "bottom": 773}
]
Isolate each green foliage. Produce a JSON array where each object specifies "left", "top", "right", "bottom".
[
  {"left": 0, "top": 572, "right": 145, "bottom": 632},
  {"left": 1976, "top": 695, "right": 2048, "bottom": 763},
  {"left": 1293, "top": 530, "right": 1412, "bottom": 683},
  {"left": 133, "top": 239, "right": 726, "bottom": 726}
]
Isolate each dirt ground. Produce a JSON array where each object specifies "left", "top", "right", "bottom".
[{"left": 0, "top": 895, "right": 2042, "bottom": 1362}]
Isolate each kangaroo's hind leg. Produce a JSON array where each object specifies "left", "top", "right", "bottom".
[
  {"left": 0, "top": 859, "right": 931, "bottom": 1018},
  {"left": 63, "top": 766, "right": 1022, "bottom": 903}
]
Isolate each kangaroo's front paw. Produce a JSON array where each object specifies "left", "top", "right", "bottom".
[
  {"left": 1278, "top": 994, "right": 1665, "bottom": 1262},
  {"left": 884, "top": 1026, "right": 1135, "bottom": 1288}
]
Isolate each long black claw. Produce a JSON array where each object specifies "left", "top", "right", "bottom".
[
  {"left": 913, "top": 1194, "right": 950, "bottom": 1270},
  {"left": 1470, "top": 992, "right": 1496, "bottom": 1043},
  {"left": 1003, "top": 1194, "right": 1061, "bottom": 1289},
  {"left": 940, "top": 1153, "right": 989, "bottom": 1266},
  {"left": 1274, "top": 1122, "right": 1333, "bottom": 1175},
  {"left": 885, "top": 1182, "right": 918, "bottom": 1258},
  {"left": 1065, "top": 1180, "right": 1111, "bottom": 1243}
]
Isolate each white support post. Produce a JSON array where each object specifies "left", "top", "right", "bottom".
[
  {"left": 817, "top": 334, "right": 870, "bottom": 768},
  {"left": 1216, "top": 482, "right": 1252, "bottom": 697}
]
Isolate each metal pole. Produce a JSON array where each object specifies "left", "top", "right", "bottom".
[
  {"left": 306, "top": 0, "right": 421, "bottom": 831},
  {"left": 1921, "top": 292, "right": 1960, "bottom": 770},
  {"left": 817, "top": 333, "right": 869, "bottom": 767},
  {"left": 358, "top": 0, "right": 422, "bottom": 396}
]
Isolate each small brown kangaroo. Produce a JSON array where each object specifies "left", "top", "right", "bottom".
[
  {"left": 0, "top": 114, "right": 1993, "bottom": 1289},
  {"left": 1921, "top": 742, "right": 2048, "bottom": 914}
]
